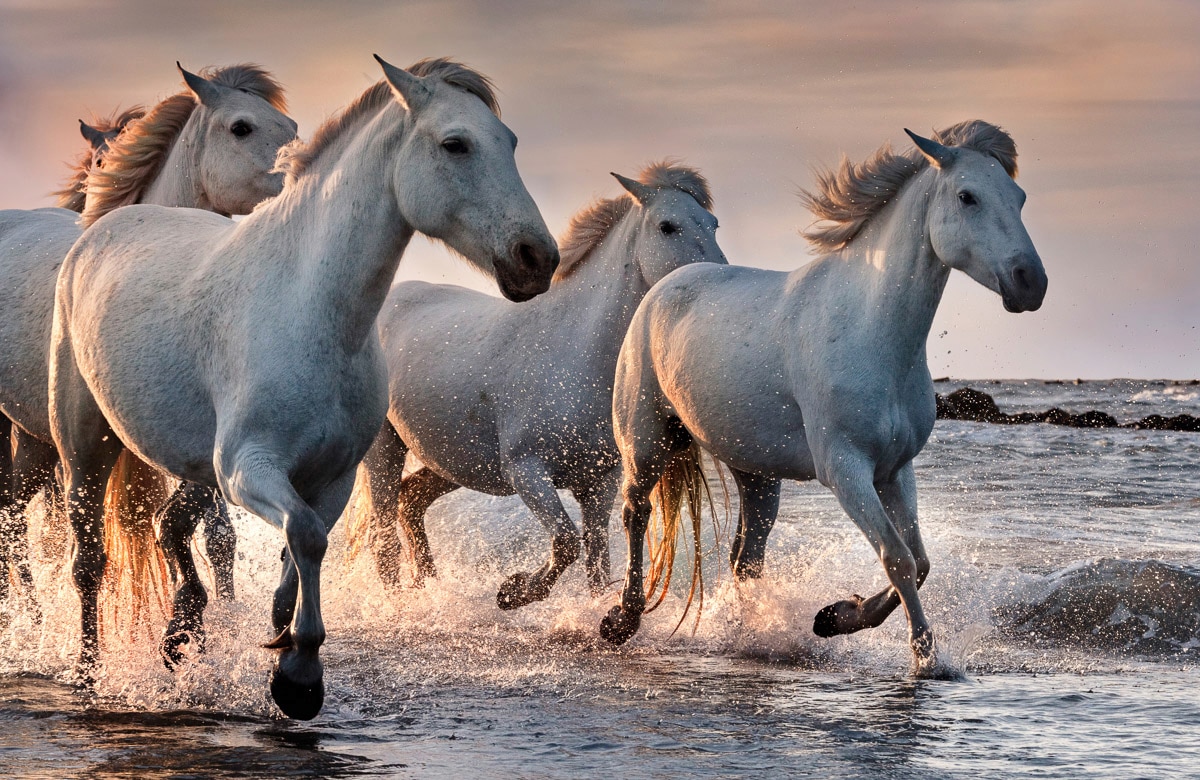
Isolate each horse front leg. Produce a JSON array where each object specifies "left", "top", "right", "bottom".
[
  {"left": 573, "top": 466, "right": 620, "bottom": 596},
  {"left": 815, "top": 456, "right": 934, "bottom": 671},
  {"left": 496, "top": 456, "right": 579, "bottom": 609},
  {"left": 219, "top": 452, "right": 345, "bottom": 720},
  {"left": 728, "top": 467, "right": 781, "bottom": 579}
]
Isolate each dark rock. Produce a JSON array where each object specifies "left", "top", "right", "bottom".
[
  {"left": 1070, "top": 410, "right": 1118, "bottom": 428},
  {"left": 939, "top": 387, "right": 1007, "bottom": 423},
  {"left": 997, "top": 559, "right": 1200, "bottom": 655},
  {"left": 1039, "top": 407, "right": 1075, "bottom": 426}
]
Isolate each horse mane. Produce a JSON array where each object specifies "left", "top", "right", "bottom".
[
  {"left": 275, "top": 58, "right": 499, "bottom": 187},
  {"left": 81, "top": 64, "right": 288, "bottom": 227},
  {"left": 52, "top": 106, "right": 146, "bottom": 213},
  {"left": 800, "top": 120, "right": 1018, "bottom": 252},
  {"left": 553, "top": 161, "right": 714, "bottom": 282}
]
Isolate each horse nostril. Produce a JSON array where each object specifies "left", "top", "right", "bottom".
[
  {"left": 512, "top": 241, "right": 559, "bottom": 274},
  {"left": 1012, "top": 265, "right": 1029, "bottom": 289}
]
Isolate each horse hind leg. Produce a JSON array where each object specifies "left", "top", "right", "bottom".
[
  {"left": 573, "top": 466, "right": 620, "bottom": 596},
  {"left": 729, "top": 468, "right": 781, "bottom": 580},
  {"left": 496, "top": 456, "right": 579, "bottom": 610},
  {"left": 200, "top": 488, "right": 236, "bottom": 600},
  {"left": 396, "top": 466, "right": 458, "bottom": 585},
  {"left": 3, "top": 429, "right": 59, "bottom": 620},
  {"left": 600, "top": 414, "right": 694, "bottom": 645},
  {"left": 158, "top": 482, "right": 213, "bottom": 667}
]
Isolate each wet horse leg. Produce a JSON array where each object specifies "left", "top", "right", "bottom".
[
  {"left": 573, "top": 466, "right": 619, "bottom": 595},
  {"left": 158, "top": 481, "right": 216, "bottom": 666},
  {"left": 221, "top": 450, "right": 351, "bottom": 720},
  {"left": 728, "top": 467, "right": 781, "bottom": 579},
  {"left": 0, "top": 422, "right": 11, "bottom": 605},
  {"left": 813, "top": 458, "right": 934, "bottom": 666},
  {"left": 4, "top": 430, "right": 58, "bottom": 619},
  {"left": 201, "top": 489, "right": 236, "bottom": 600},
  {"left": 359, "top": 422, "right": 409, "bottom": 586},
  {"left": 496, "top": 456, "right": 579, "bottom": 609},
  {"left": 600, "top": 417, "right": 694, "bottom": 645},
  {"left": 395, "top": 466, "right": 458, "bottom": 585}
]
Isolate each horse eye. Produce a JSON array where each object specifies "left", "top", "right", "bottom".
[
  {"left": 958, "top": 191, "right": 977, "bottom": 207},
  {"left": 659, "top": 221, "right": 678, "bottom": 235},
  {"left": 442, "top": 138, "right": 468, "bottom": 155},
  {"left": 231, "top": 120, "right": 252, "bottom": 138}
]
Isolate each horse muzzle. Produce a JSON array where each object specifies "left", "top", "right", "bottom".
[
  {"left": 1000, "top": 254, "right": 1048, "bottom": 313},
  {"left": 496, "top": 237, "right": 560, "bottom": 302}
]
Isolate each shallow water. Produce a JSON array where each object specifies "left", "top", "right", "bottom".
[{"left": 2, "top": 379, "right": 1199, "bottom": 778}]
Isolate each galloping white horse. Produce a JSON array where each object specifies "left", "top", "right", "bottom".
[
  {"left": 0, "top": 65, "right": 295, "bottom": 613},
  {"left": 600, "top": 122, "right": 1047, "bottom": 674},
  {"left": 355, "top": 163, "right": 725, "bottom": 608},
  {"left": 50, "top": 57, "right": 559, "bottom": 719}
]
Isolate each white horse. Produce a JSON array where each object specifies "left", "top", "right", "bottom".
[
  {"left": 355, "top": 162, "right": 725, "bottom": 608},
  {"left": 0, "top": 65, "right": 295, "bottom": 613},
  {"left": 600, "top": 122, "right": 1048, "bottom": 674},
  {"left": 50, "top": 56, "right": 559, "bottom": 719},
  {"left": 0, "top": 107, "right": 143, "bottom": 612}
]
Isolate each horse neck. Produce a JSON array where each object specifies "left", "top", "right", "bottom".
[
  {"left": 546, "top": 217, "right": 648, "bottom": 350},
  {"left": 836, "top": 168, "right": 949, "bottom": 367},
  {"left": 137, "top": 115, "right": 212, "bottom": 211},
  {"left": 247, "top": 115, "right": 413, "bottom": 354}
]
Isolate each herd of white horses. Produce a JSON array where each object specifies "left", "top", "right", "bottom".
[{"left": 0, "top": 56, "right": 1047, "bottom": 719}]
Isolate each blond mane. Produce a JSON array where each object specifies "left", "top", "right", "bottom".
[
  {"left": 275, "top": 58, "right": 499, "bottom": 188},
  {"left": 81, "top": 64, "right": 288, "bottom": 227},
  {"left": 800, "top": 120, "right": 1018, "bottom": 252},
  {"left": 52, "top": 106, "right": 146, "bottom": 213},
  {"left": 553, "top": 161, "right": 714, "bottom": 282}
]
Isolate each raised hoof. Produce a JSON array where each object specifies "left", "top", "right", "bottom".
[
  {"left": 161, "top": 625, "right": 206, "bottom": 670},
  {"left": 812, "top": 596, "right": 864, "bottom": 638},
  {"left": 599, "top": 605, "right": 640, "bottom": 646},
  {"left": 270, "top": 667, "right": 324, "bottom": 720},
  {"left": 496, "top": 571, "right": 549, "bottom": 610}
]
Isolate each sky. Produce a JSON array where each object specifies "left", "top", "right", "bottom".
[{"left": 0, "top": 0, "right": 1196, "bottom": 379}]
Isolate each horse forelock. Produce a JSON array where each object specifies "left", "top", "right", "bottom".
[
  {"left": 53, "top": 105, "right": 147, "bottom": 212},
  {"left": 275, "top": 58, "right": 499, "bottom": 188},
  {"left": 554, "top": 162, "right": 714, "bottom": 283},
  {"left": 79, "top": 64, "right": 289, "bottom": 227},
  {"left": 204, "top": 63, "right": 289, "bottom": 113},
  {"left": 800, "top": 120, "right": 1018, "bottom": 252}
]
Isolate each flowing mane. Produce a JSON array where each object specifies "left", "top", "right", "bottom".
[
  {"left": 275, "top": 58, "right": 499, "bottom": 187},
  {"left": 52, "top": 106, "right": 146, "bottom": 213},
  {"left": 81, "top": 64, "right": 288, "bottom": 227},
  {"left": 800, "top": 120, "right": 1018, "bottom": 252},
  {"left": 553, "top": 161, "right": 714, "bottom": 282}
]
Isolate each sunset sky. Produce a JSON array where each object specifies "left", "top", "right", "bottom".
[{"left": 1, "top": 0, "right": 1196, "bottom": 379}]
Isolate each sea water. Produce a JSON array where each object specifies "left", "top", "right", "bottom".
[{"left": 1, "top": 379, "right": 1198, "bottom": 778}]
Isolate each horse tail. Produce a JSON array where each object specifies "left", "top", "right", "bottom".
[
  {"left": 99, "top": 450, "right": 172, "bottom": 645},
  {"left": 642, "top": 442, "right": 723, "bottom": 634},
  {"left": 343, "top": 468, "right": 374, "bottom": 563}
]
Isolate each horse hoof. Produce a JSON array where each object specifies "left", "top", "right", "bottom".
[
  {"left": 812, "top": 603, "right": 842, "bottom": 638},
  {"left": 496, "top": 572, "right": 547, "bottom": 610},
  {"left": 270, "top": 667, "right": 325, "bottom": 720},
  {"left": 599, "top": 605, "right": 640, "bottom": 645},
  {"left": 813, "top": 596, "right": 865, "bottom": 638}
]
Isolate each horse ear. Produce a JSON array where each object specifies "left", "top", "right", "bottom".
[
  {"left": 611, "top": 172, "right": 655, "bottom": 205},
  {"left": 375, "top": 54, "right": 432, "bottom": 113},
  {"left": 905, "top": 129, "right": 957, "bottom": 169},
  {"left": 178, "top": 62, "right": 224, "bottom": 107},
  {"left": 79, "top": 119, "right": 108, "bottom": 150}
]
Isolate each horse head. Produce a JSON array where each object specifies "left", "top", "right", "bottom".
[
  {"left": 178, "top": 64, "right": 298, "bottom": 215},
  {"left": 376, "top": 56, "right": 559, "bottom": 302},
  {"left": 908, "top": 127, "right": 1047, "bottom": 313},
  {"left": 612, "top": 163, "right": 726, "bottom": 286}
]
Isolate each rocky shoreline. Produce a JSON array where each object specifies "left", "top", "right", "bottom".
[{"left": 935, "top": 385, "right": 1200, "bottom": 431}]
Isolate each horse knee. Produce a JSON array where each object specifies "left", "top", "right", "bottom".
[{"left": 884, "top": 549, "right": 919, "bottom": 589}]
